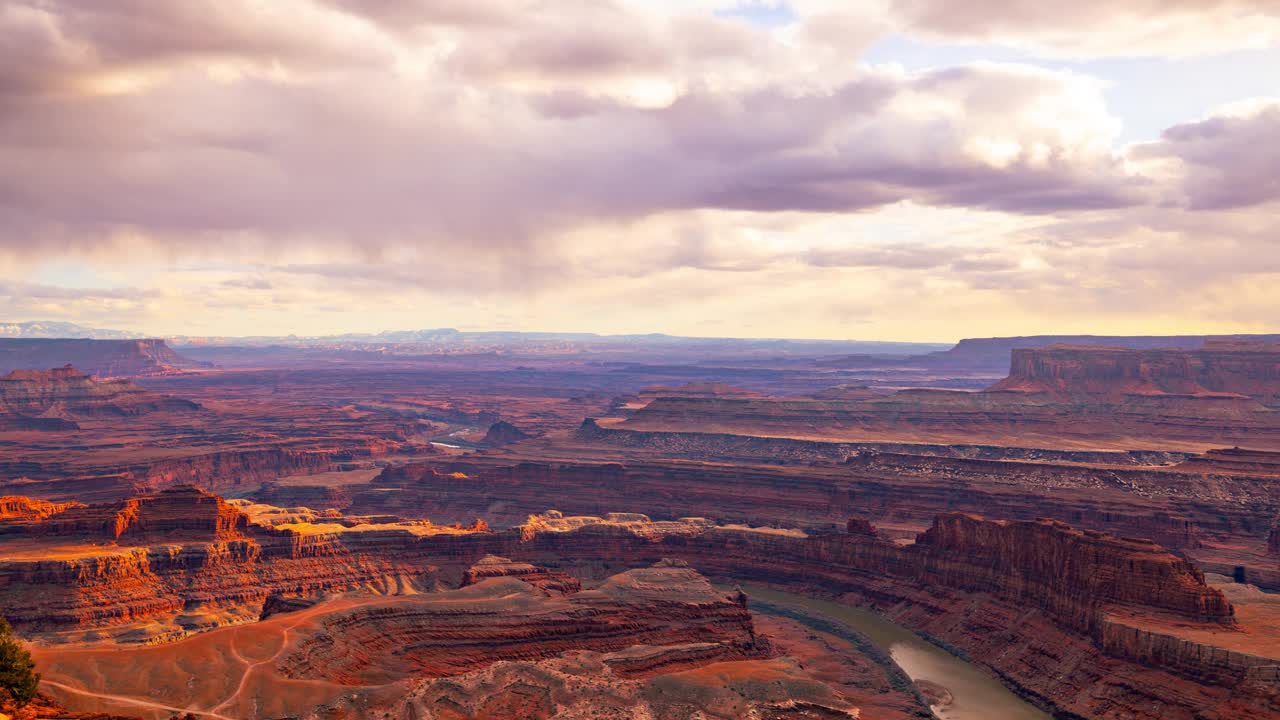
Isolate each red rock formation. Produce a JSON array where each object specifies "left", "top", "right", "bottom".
[
  {"left": 3, "top": 486, "right": 1272, "bottom": 720},
  {"left": 481, "top": 420, "right": 531, "bottom": 446},
  {"left": 990, "top": 343, "right": 1280, "bottom": 406},
  {"left": 36, "top": 486, "right": 248, "bottom": 542},
  {"left": 280, "top": 561, "right": 764, "bottom": 685},
  {"left": 460, "top": 555, "right": 581, "bottom": 595},
  {"left": 915, "top": 333, "right": 1280, "bottom": 372},
  {"left": 0, "top": 496, "right": 82, "bottom": 522},
  {"left": 0, "top": 339, "right": 208, "bottom": 378},
  {"left": 351, "top": 453, "right": 1272, "bottom": 555},
  {"left": 0, "top": 366, "right": 199, "bottom": 431},
  {"left": 913, "top": 513, "right": 1233, "bottom": 627}
]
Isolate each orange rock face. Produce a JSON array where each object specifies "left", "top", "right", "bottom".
[
  {"left": 0, "top": 496, "right": 83, "bottom": 522},
  {"left": 35, "top": 486, "right": 247, "bottom": 542},
  {"left": 4, "top": 485, "right": 1276, "bottom": 720}
]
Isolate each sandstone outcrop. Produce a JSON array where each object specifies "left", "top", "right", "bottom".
[
  {"left": 0, "top": 497, "right": 83, "bottom": 523},
  {"left": 621, "top": 387, "right": 1280, "bottom": 450},
  {"left": 0, "top": 367, "right": 199, "bottom": 431},
  {"left": 7, "top": 486, "right": 1276, "bottom": 720},
  {"left": 460, "top": 555, "right": 581, "bottom": 595},
  {"left": 480, "top": 420, "right": 531, "bottom": 446},
  {"left": 989, "top": 342, "right": 1280, "bottom": 406},
  {"left": 613, "top": 342, "right": 1280, "bottom": 450},
  {"left": 348, "top": 451, "right": 1275, "bottom": 553},
  {"left": 34, "top": 486, "right": 247, "bottom": 542},
  {"left": 0, "top": 489, "right": 485, "bottom": 639},
  {"left": 280, "top": 561, "right": 765, "bottom": 685},
  {"left": 912, "top": 513, "right": 1233, "bottom": 627},
  {"left": 0, "top": 340, "right": 207, "bottom": 378},
  {"left": 912, "top": 333, "right": 1280, "bottom": 372}
]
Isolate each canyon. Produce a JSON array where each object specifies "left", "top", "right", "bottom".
[
  {"left": 1, "top": 332, "right": 1279, "bottom": 719},
  {"left": 614, "top": 341, "right": 1280, "bottom": 450},
  {"left": 1, "top": 486, "right": 1274, "bottom": 719}
]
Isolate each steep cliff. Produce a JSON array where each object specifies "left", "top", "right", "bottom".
[
  {"left": 4, "top": 488, "right": 1273, "bottom": 720},
  {"left": 0, "top": 496, "right": 83, "bottom": 522},
  {"left": 0, "top": 339, "right": 208, "bottom": 378},
  {"left": 0, "top": 366, "right": 199, "bottom": 430},
  {"left": 916, "top": 333, "right": 1280, "bottom": 372},
  {"left": 912, "top": 514, "right": 1234, "bottom": 627},
  {"left": 990, "top": 343, "right": 1280, "bottom": 406},
  {"left": 36, "top": 486, "right": 248, "bottom": 542}
]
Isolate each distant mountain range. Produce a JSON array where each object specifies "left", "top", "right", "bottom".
[
  {"left": 0, "top": 321, "right": 950, "bottom": 358},
  {"left": 0, "top": 321, "right": 138, "bottom": 340}
]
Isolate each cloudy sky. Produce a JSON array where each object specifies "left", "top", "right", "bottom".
[{"left": 1, "top": 0, "right": 1278, "bottom": 341}]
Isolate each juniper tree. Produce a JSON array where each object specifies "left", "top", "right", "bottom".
[{"left": 0, "top": 618, "right": 39, "bottom": 709}]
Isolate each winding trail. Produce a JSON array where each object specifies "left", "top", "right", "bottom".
[{"left": 39, "top": 593, "right": 455, "bottom": 719}]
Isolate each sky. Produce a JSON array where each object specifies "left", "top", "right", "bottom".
[{"left": 1, "top": 0, "right": 1279, "bottom": 342}]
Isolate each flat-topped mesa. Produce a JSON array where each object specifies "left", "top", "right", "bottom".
[
  {"left": 0, "top": 338, "right": 209, "bottom": 378},
  {"left": 0, "top": 365, "right": 201, "bottom": 424},
  {"left": 989, "top": 343, "right": 1280, "bottom": 405},
  {"left": 461, "top": 555, "right": 582, "bottom": 595},
  {"left": 38, "top": 485, "right": 248, "bottom": 543},
  {"left": 915, "top": 513, "right": 1234, "bottom": 626}
]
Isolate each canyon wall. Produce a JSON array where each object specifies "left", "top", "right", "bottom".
[
  {"left": 916, "top": 333, "right": 1280, "bottom": 372},
  {"left": 2, "top": 487, "right": 1273, "bottom": 719},
  {"left": 911, "top": 514, "right": 1232, "bottom": 627},
  {"left": 990, "top": 342, "right": 1280, "bottom": 405},
  {"left": 0, "top": 339, "right": 208, "bottom": 378},
  {"left": 0, "top": 367, "right": 200, "bottom": 431},
  {"left": 350, "top": 453, "right": 1277, "bottom": 549}
]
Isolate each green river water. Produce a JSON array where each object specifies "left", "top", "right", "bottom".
[{"left": 740, "top": 585, "right": 1052, "bottom": 720}]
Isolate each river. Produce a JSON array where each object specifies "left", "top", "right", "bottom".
[{"left": 740, "top": 585, "right": 1052, "bottom": 720}]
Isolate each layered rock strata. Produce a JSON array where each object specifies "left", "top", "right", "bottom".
[
  {"left": 4, "top": 487, "right": 1274, "bottom": 719},
  {"left": 0, "top": 367, "right": 199, "bottom": 431},
  {"left": 349, "top": 453, "right": 1277, "bottom": 551},
  {"left": 281, "top": 561, "right": 764, "bottom": 685},
  {"left": 0, "top": 339, "right": 207, "bottom": 378},
  {"left": 460, "top": 554, "right": 581, "bottom": 595},
  {"left": 990, "top": 342, "right": 1280, "bottom": 406}
]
